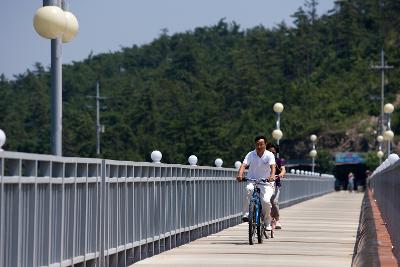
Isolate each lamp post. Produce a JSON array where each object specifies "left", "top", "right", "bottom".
[
  {"left": 384, "top": 103, "right": 394, "bottom": 156},
  {"left": 273, "top": 103, "right": 284, "bottom": 142},
  {"left": 272, "top": 102, "right": 284, "bottom": 157},
  {"left": 377, "top": 135, "right": 383, "bottom": 164},
  {"left": 273, "top": 103, "right": 284, "bottom": 130},
  {"left": 310, "top": 134, "right": 317, "bottom": 173},
  {"left": 371, "top": 50, "right": 393, "bottom": 138},
  {"left": 33, "top": 0, "right": 79, "bottom": 155},
  {"left": 383, "top": 130, "right": 394, "bottom": 156}
]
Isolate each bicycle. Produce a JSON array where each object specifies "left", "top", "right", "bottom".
[{"left": 242, "top": 178, "right": 269, "bottom": 245}]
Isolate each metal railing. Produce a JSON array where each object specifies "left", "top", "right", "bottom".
[
  {"left": 369, "top": 159, "right": 400, "bottom": 261},
  {"left": 0, "top": 151, "right": 335, "bottom": 267}
]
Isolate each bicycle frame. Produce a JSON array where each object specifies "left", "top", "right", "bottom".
[{"left": 249, "top": 183, "right": 262, "bottom": 227}]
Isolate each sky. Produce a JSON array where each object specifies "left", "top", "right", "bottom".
[{"left": 0, "top": 0, "right": 335, "bottom": 79}]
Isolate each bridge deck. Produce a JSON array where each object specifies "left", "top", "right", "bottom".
[{"left": 132, "top": 191, "right": 363, "bottom": 266}]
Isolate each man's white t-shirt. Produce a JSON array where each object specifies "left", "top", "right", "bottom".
[{"left": 243, "top": 149, "right": 276, "bottom": 180}]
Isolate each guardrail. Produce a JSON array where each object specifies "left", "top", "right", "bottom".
[
  {"left": 368, "top": 154, "right": 400, "bottom": 261},
  {"left": 0, "top": 151, "right": 335, "bottom": 267}
]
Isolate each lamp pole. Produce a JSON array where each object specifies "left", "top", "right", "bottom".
[
  {"left": 276, "top": 112, "right": 280, "bottom": 146},
  {"left": 50, "top": 0, "right": 63, "bottom": 156},
  {"left": 272, "top": 103, "right": 284, "bottom": 157},
  {"left": 377, "top": 135, "right": 383, "bottom": 164},
  {"left": 273, "top": 103, "right": 283, "bottom": 137},
  {"left": 273, "top": 102, "right": 284, "bottom": 141},
  {"left": 384, "top": 103, "right": 394, "bottom": 156},
  {"left": 276, "top": 110, "right": 281, "bottom": 132},
  {"left": 310, "top": 134, "right": 317, "bottom": 173},
  {"left": 34, "top": 0, "right": 78, "bottom": 156},
  {"left": 371, "top": 50, "right": 393, "bottom": 144}
]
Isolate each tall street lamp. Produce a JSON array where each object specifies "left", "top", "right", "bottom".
[
  {"left": 309, "top": 134, "right": 317, "bottom": 173},
  {"left": 377, "top": 135, "right": 383, "bottom": 164},
  {"left": 272, "top": 102, "right": 284, "bottom": 157},
  {"left": 33, "top": 0, "right": 79, "bottom": 155},
  {"left": 371, "top": 50, "right": 393, "bottom": 138},
  {"left": 273, "top": 103, "right": 284, "bottom": 133},
  {"left": 383, "top": 129, "right": 394, "bottom": 156},
  {"left": 384, "top": 103, "right": 395, "bottom": 156}
]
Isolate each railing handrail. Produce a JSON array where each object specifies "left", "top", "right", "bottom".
[
  {"left": 0, "top": 151, "right": 335, "bottom": 267},
  {"left": 369, "top": 156, "right": 400, "bottom": 261}
]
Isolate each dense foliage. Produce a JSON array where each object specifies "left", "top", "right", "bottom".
[{"left": 1, "top": 0, "right": 400, "bottom": 172}]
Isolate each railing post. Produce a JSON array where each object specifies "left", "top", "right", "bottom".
[{"left": 99, "top": 159, "right": 106, "bottom": 267}]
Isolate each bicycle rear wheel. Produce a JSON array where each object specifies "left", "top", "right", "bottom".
[
  {"left": 248, "top": 203, "right": 256, "bottom": 245},
  {"left": 256, "top": 203, "right": 263, "bottom": 243},
  {"left": 271, "top": 219, "right": 275, "bottom": 238},
  {"left": 257, "top": 224, "right": 263, "bottom": 243}
]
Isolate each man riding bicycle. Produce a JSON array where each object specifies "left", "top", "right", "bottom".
[{"left": 236, "top": 135, "right": 276, "bottom": 231}]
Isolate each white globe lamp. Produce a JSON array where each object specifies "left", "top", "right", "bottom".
[
  {"left": 272, "top": 129, "right": 283, "bottom": 141},
  {"left": 0, "top": 129, "right": 6, "bottom": 151},
  {"left": 383, "top": 130, "right": 394, "bottom": 141},
  {"left": 310, "top": 134, "right": 317, "bottom": 142},
  {"left": 62, "top": 11, "right": 79, "bottom": 43},
  {"left": 309, "top": 149, "right": 317, "bottom": 158},
  {"left": 234, "top": 161, "right": 241, "bottom": 170},
  {"left": 384, "top": 103, "right": 394, "bottom": 114},
  {"left": 273, "top": 102, "right": 284, "bottom": 113},
  {"left": 33, "top": 6, "right": 66, "bottom": 39},
  {"left": 188, "top": 155, "right": 198, "bottom": 166},
  {"left": 215, "top": 158, "right": 223, "bottom": 168},
  {"left": 151, "top": 150, "right": 162, "bottom": 163}
]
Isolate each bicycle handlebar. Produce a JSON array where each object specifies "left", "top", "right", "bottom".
[{"left": 242, "top": 178, "right": 267, "bottom": 183}]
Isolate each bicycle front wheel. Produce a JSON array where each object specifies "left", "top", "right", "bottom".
[
  {"left": 257, "top": 223, "right": 263, "bottom": 243},
  {"left": 256, "top": 203, "right": 263, "bottom": 243},
  {"left": 248, "top": 202, "right": 256, "bottom": 245}
]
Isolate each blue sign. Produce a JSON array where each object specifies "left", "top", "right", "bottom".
[{"left": 335, "top": 152, "right": 365, "bottom": 164}]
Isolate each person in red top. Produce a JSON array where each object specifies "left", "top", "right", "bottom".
[{"left": 267, "top": 143, "right": 286, "bottom": 229}]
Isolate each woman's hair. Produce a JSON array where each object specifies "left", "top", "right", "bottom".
[{"left": 267, "top": 143, "right": 280, "bottom": 154}]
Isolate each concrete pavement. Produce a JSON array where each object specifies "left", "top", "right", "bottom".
[{"left": 132, "top": 191, "right": 363, "bottom": 266}]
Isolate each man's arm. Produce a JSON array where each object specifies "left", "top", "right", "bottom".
[
  {"left": 236, "top": 163, "right": 248, "bottom": 181},
  {"left": 268, "top": 164, "right": 276, "bottom": 182}
]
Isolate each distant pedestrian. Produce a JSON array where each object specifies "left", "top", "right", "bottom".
[{"left": 347, "top": 172, "right": 354, "bottom": 192}]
